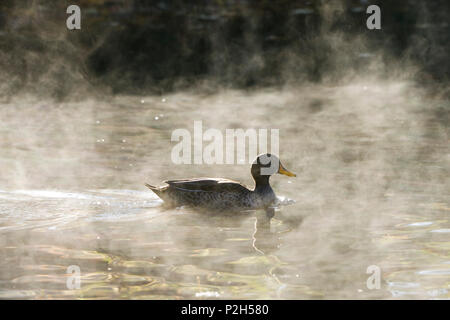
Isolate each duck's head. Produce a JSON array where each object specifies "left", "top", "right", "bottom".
[{"left": 251, "top": 154, "right": 296, "bottom": 182}]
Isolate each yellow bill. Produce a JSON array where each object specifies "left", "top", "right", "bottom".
[{"left": 278, "top": 163, "right": 296, "bottom": 177}]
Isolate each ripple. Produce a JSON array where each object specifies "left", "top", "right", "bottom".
[
  {"left": 0, "top": 290, "right": 37, "bottom": 299},
  {"left": 430, "top": 229, "right": 450, "bottom": 233},
  {"left": 416, "top": 269, "right": 450, "bottom": 275},
  {"left": 390, "top": 290, "right": 422, "bottom": 298},
  {"left": 387, "top": 281, "right": 420, "bottom": 288},
  {"left": 427, "top": 288, "right": 448, "bottom": 297},
  {"left": 407, "top": 221, "right": 433, "bottom": 227},
  {"left": 195, "top": 291, "right": 221, "bottom": 298},
  {"left": 12, "top": 190, "right": 105, "bottom": 200}
]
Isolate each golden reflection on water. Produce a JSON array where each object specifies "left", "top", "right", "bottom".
[{"left": 0, "top": 81, "right": 449, "bottom": 299}]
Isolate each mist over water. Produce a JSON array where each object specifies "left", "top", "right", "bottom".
[{"left": 0, "top": 1, "right": 449, "bottom": 299}]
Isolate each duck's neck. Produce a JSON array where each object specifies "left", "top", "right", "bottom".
[{"left": 253, "top": 175, "right": 271, "bottom": 192}]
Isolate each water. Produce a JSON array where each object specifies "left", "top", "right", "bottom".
[{"left": 0, "top": 80, "right": 448, "bottom": 299}]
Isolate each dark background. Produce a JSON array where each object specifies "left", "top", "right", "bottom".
[{"left": 0, "top": 0, "right": 448, "bottom": 97}]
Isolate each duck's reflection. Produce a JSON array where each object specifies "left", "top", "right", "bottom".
[
  {"left": 252, "top": 215, "right": 275, "bottom": 254},
  {"left": 252, "top": 211, "right": 276, "bottom": 254},
  {"left": 161, "top": 206, "right": 303, "bottom": 256},
  {"left": 252, "top": 210, "right": 304, "bottom": 254}
]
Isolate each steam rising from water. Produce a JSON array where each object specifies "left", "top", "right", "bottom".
[{"left": 0, "top": 0, "right": 448, "bottom": 299}]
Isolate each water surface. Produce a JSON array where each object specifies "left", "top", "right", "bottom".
[{"left": 0, "top": 81, "right": 448, "bottom": 299}]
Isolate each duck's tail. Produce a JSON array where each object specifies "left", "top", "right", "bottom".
[
  {"left": 145, "top": 183, "right": 170, "bottom": 203},
  {"left": 145, "top": 183, "right": 166, "bottom": 197},
  {"left": 145, "top": 183, "right": 158, "bottom": 190}
]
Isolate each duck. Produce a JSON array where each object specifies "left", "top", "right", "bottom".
[{"left": 145, "top": 153, "right": 296, "bottom": 218}]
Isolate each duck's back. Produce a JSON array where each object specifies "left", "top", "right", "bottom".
[{"left": 148, "top": 178, "right": 255, "bottom": 210}]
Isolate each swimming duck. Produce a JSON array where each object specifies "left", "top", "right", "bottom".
[{"left": 145, "top": 154, "right": 295, "bottom": 217}]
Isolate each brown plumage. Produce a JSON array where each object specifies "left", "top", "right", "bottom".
[{"left": 145, "top": 154, "right": 296, "bottom": 217}]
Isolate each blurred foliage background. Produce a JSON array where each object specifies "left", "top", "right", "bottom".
[{"left": 0, "top": 0, "right": 448, "bottom": 97}]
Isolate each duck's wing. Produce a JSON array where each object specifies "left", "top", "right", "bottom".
[{"left": 163, "top": 178, "right": 251, "bottom": 193}]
